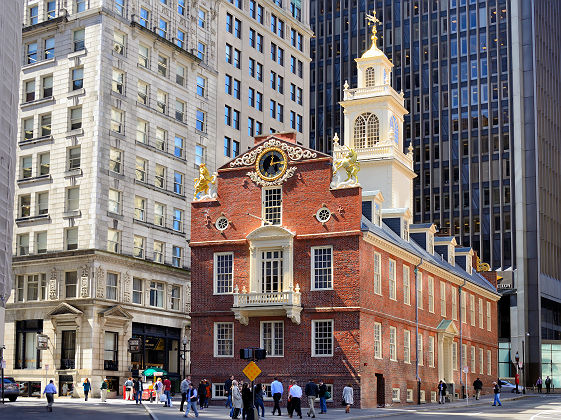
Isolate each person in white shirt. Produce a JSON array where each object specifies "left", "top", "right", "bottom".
[
  {"left": 271, "top": 378, "right": 284, "bottom": 416},
  {"left": 289, "top": 381, "right": 303, "bottom": 419}
]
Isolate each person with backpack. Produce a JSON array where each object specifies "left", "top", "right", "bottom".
[
  {"left": 492, "top": 381, "right": 502, "bottom": 406},
  {"left": 254, "top": 383, "right": 265, "bottom": 418},
  {"left": 318, "top": 381, "right": 328, "bottom": 414},
  {"left": 184, "top": 383, "right": 199, "bottom": 418},
  {"left": 545, "top": 376, "right": 552, "bottom": 393},
  {"left": 124, "top": 377, "right": 134, "bottom": 401},
  {"left": 473, "top": 377, "right": 483, "bottom": 400},
  {"left": 154, "top": 378, "right": 163, "bottom": 404}
]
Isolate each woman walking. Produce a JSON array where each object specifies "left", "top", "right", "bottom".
[
  {"left": 342, "top": 384, "right": 353, "bottom": 414},
  {"left": 83, "top": 378, "right": 91, "bottom": 401},
  {"left": 231, "top": 380, "right": 243, "bottom": 419},
  {"left": 242, "top": 382, "right": 253, "bottom": 420},
  {"left": 254, "top": 383, "right": 265, "bottom": 418}
]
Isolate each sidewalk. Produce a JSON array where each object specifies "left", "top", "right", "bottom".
[{"left": 143, "top": 393, "right": 536, "bottom": 420}]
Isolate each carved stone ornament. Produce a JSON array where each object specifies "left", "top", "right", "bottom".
[
  {"left": 123, "top": 271, "right": 131, "bottom": 303},
  {"left": 229, "top": 139, "right": 317, "bottom": 167},
  {"left": 247, "top": 166, "right": 297, "bottom": 187},
  {"left": 184, "top": 283, "right": 191, "bottom": 314},
  {"left": 80, "top": 265, "right": 89, "bottom": 298},
  {"left": 48, "top": 268, "right": 57, "bottom": 300},
  {"left": 96, "top": 266, "right": 105, "bottom": 299}
]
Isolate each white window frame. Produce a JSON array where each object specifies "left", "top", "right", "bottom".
[
  {"left": 392, "top": 388, "right": 400, "bottom": 403},
  {"left": 452, "top": 287, "right": 458, "bottom": 320},
  {"left": 486, "top": 301, "right": 491, "bottom": 331},
  {"left": 311, "top": 319, "right": 334, "bottom": 357},
  {"left": 440, "top": 281, "right": 446, "bottom": 317},
  {"left": 374, "top": 252, "right": 381, "bottom": 295},
  {"left": 106, "top": 272, "right": 119, "bottom": 300},
  {"left": 262, "top": 186, "right": 282, "bottom": 226},
  {"left": 418, "top": 334, "right": 423, "bottom": 366},
  {"left": 461, "top": 291, "right": 467, "bottom": 323},
  {"left": 453, "top": 341, "right": 458, "bottom": 371},
  {"left": 478, "top": 297, "right": 484, "bottom": 329},
  {"left": 470, "top": 293, "right": 475, "bottom": 326},
  {"left": 374, "top": 322, "right": 382, "bottom": 359},
  {"left": 311, "top": 246, "right": 333, "bottom": 290},
  {"left": 406, "top": 389, "right": 413, "bottom": 402},
  {"left": 388, "top": 259, "right": 396, "bottom": 300},
  {"left": 403, "top": 265, "right": 410, "bottom": 305},
  {"left": 214, "top": 322, "right": 234, "bottom": 357},
  {"left": 428, "top": 276, "right": 434, "bottom": 313},
  {"left": 260, "top": 320, "right": 284, "bottom": 357},
  {"left": 479, "top": 347, "right": 484, "bottom": 374},
  {"left": 417, "top": 273, "right": 423, "bottom": 309},
  {"left": 389, "top": 326, "right": 397, "bottom": 361},
  {"left": 213, "top": 252, "right": 234, "bottom": 295},
  {"left": 404, "top": 330, "right": 411, "bottom": 364},
  {"left": 487, "top": 349, "right": 492, "bottom": 375},
  {"left": 470, "top": 345, "right": 476, "bottom": 373},
  {"left": 428, "top": 335, "right": 435, "bottom": 367},
  {"left": 212, "top": 383, "right": 227, "bottom": 400}
]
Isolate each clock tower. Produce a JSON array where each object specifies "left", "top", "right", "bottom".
[{"left": 337, "top": 12, "right": 416, "bottom": 213}]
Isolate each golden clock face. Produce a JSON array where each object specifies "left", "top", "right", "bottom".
[{"left": 255, "top": 147, "right": 288, "bottom": 181}]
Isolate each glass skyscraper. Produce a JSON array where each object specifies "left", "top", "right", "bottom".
[{"left": 310, "top": 0, "right": 561, "bottom": 386}]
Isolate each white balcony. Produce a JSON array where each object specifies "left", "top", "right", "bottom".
[
  {"left": 231, "top": 286, "right": 302, "bottom": 325},
  {"left": 343, "top": 84, "right": 405, "bottom": 102}
]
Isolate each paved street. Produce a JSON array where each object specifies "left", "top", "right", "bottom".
[{"left": 1, "top": 395, "right": 560, "bottom": 419}]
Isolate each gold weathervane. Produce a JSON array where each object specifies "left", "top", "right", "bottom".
[
  {"left": 193, "top": 163, "right": 216, "bottom": 199},
  {"left": 366, "top": 10, "right": 381, "bottom": 45}
]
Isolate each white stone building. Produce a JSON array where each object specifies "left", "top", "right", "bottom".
[
  {"left": 4, "top": 0, "right": 218, "bottom": 397},
  {"left": 0, "top": 0, "right": 22, "bottom": 350},
  {"left": 216, "top": 0, "right": 312, "bottom": 165}
]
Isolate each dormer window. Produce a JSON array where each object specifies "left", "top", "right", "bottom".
[
  {"left": 466, "top": 255, "right": 472, "bottom": 274},
  {"left": 427, "top": 234, "right": 434, "bottom": 254},
  {"left": 263, "top": 187, "right": 282, "bottom": 225},
  {"left": 354, "top": 113, "right": 379, "bottom": 148},
  {"left": 374, "top": 203, "right": 382, "bottom": 226},
  {"left": 448, "top": 246, "right": 454, "bottom": 266},
  {"left": 402, "top": 219, "right": 409, "bottom": 241},
  {"left": 365, "top": 67, "right": 375, "bottom": 87}
]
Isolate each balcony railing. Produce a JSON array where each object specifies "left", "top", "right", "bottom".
[
  {"left": 343, "top": 85, "right": 405, "bottom": 103},
  {"left": 232, "top": 287, "right": 302, "bottom": 325},
  {"left": 60, "top": 358, "right": 75, "bottom": 370}
]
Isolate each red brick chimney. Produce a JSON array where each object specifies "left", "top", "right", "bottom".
[{"left": 254, "top": 131, "right": 297, "bottom": 145}]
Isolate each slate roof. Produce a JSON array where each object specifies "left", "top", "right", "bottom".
[
  {"left": 409, "top": 223, "right": 434, "bottom": 229},
  {"left": 361, "top": 216, "right": 499, "bottom": 295}
]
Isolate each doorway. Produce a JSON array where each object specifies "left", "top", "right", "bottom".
[{"left": 376, "top": 373, "right": 385, "bottom": 408}]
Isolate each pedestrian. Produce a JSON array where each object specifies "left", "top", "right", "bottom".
[
  {"left": 287, "top": 380, "right": 294, "bottom": 418},
  {"left": 154, "top": 378, "right": 163, "bottom": 404},
  {"left": 205, "top": 379, "right": 212, "bottom": 408},
  {"left": 100, "top": 378, "right": 108, "bottom": 402},
  {"left": 438, "top": 380, "right": 447, "bottom": 404},
  {"left": 290, "top": 381, "right": 303, "bottom": 419},
  {"left": 305, "top": 379, "right": 318, "bottom": 418},
  {"left": 198, "top": 380, "right": 207, "bottom": 410},
  {"left": 134, "top": 377, "right": 143, "bottom": 404},
  {"left": 473, "top": 377, "right": 483, "bottom": 400},
  {"left": 83, "top": 378, "right": 91, "bottom": 401},
  {"left": 184, "top": 383, "right": 199, "bottom": 418},
  {"left": 342, "top": 384, "right": 353, "bottom": 414},
  {"left": 492, "top": 381, "right": 502, "bottom": 406},
  {"left": 43, "top": 379, "right": 57, "bottom": 412},
  {"left": 180, "top": 376, "right": 191, "bottom": 412},
  {"left": 545, "top": 376, "right": 552, "bottom": 393},
  {"left": 318, "top": 381, "right": 328, "bottom": 414},
  {"left": 225, "top": 375, "right": 234, "bottom": 409},
  {"left": 242, "top": 382, "right": 253, "bottom": 420},
  {"left": 271, "top": 377, "right": 283, "bottom": 416},
  {"left": 232, "top": 380, "right": 243, "bottom": 419},
  {"left": 536, "top": 377, "right": 542, "bottom": 393},
  {"left": 254, "top": 383, "right": 265, "bottom": 418},
  {"left": 163, "top": 376, "right": 172, "bottom": 407}
]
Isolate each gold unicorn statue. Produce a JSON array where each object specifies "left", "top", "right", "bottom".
[
  {"left": 193, "top": 163, "right": 217, "bottom": 199},
  {"left": 332, "top": 146, "right": 360, "bottom": 184}
]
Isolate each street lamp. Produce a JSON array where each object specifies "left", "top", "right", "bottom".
[{"left": 181, "top": 337, "right": 189, "bottom": 379}]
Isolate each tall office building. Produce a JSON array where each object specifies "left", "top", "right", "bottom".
[
  {"left": 310, "top": 0, "right": 561, "bottom": 386},
  {"left": 4, "top": 0, "right": 218, "bottom": 396},
  {"left": 0, "top": 0, "right": 22, "bottom": 349},
  {"left": 216, "top": 0, "right": 312, "bottom": 165}
]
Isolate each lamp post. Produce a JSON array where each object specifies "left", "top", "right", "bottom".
[
  {"left": 181, "top": 337, "right": 188, "bottom": 379},
  {"left": 521, "top": 339, "right": 526, "bottom": 394}
]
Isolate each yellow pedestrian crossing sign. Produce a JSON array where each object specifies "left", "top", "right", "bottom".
[{"left": 243, "top": 361, "right": 262, "bottom": 382}]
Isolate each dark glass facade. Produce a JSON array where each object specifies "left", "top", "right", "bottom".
[{"left": 310, "top": 0, "right": 513, "bottom": 270}]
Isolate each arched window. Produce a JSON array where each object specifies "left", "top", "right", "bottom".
[
  {"left": 354, "top": 113, "right": 379, "bottom": 148},
  {"left": 390, "top": 115, "right": 399, "bottom": 144},
  {"left": 365, "top": 67, "right": 376, "bottom": 87}
]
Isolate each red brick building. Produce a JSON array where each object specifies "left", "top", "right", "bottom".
[
  {"left": 189, "top": 131, "right": 500, "bottom": 408},
  {"left": 190, "top": 28, "right": 500, "bottom": 408}
]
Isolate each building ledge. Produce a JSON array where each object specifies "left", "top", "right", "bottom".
[
  {"left": 62, "top": 210, "right": 81, "bottom": 219},
  {"left": 21, "top": 96, "right": 55, "bottom": 109},
  {"left": 232, "top": 288, "right": 302, "bottom": 325},
  {"left": 64, "top": 168, "right": 83, "bottom": 178},
  {"left": 22, "top": 15, "right": 68, "bottom": 33},
  {"left": 19, "top": 135, "right": 53, "bottom": 147},
  {"left": 17, "top": 174, "right": 52, "bottom": 185},
  {"left": 134, "top": 179, "right": 186, "bottom": 200},
  {"left": 21, "top": 58, "right": 56, "bottom": 71},
  {"left": 66, "top": 128, "right": 84, "bottom": 138},
  {"left": 15, "top": 214, "right": 51, "bottom": 225},
  {"left": 67, "top": 88, "right": 85, "bottom": 99},
  {"left": 133, "top": 218, "right": 186, "bottom": 237}
]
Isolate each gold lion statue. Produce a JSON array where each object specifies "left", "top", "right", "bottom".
[{"left": 193, "top": 163, "right": 217, "bottom": 199}]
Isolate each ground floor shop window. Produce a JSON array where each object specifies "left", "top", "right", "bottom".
[
  {"left": 542, "top": 343, "right": 561, "bottom": 388},
  {"left": 106, "top": 376, "right": 120, "bottom": 395},
  {"left": 104, "top": 332, "right": 118, "bottom": 371},
  {"left": 498, "top": 341, "right": 514, "bottom": 378},
  {"left": 59, "top": 375, "right": 74, "bottom": 396},
  {"left": 18, "top": 381, "right": 41, "bottom": 397},
  {"left": 15, "top": 320, "right": 42, "bottom": 369},
  {"left": 61, "top": 330, "right": 76, "bottom": 370}
]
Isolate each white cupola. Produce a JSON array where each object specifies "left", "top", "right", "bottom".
[{"left": 337, "top": 11, "right": 416, "bottom": 213}]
